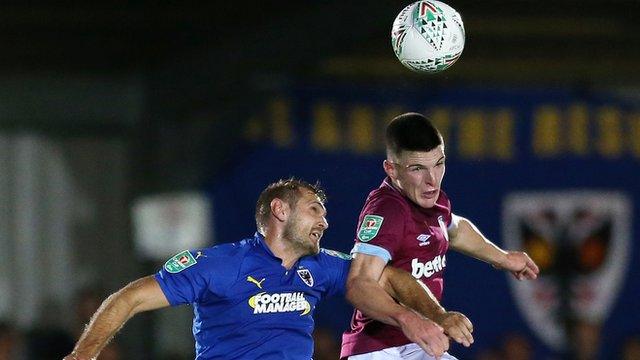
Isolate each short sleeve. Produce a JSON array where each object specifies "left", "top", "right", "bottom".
[
  {"left": 154, "top": 250, "right": 211, "bottom": 306},
  {"left": 319, "top": 249, "right": 352, "bottom": 298},
  {"left": 352, "top": 196, "right": 407, "bottom": 261}
]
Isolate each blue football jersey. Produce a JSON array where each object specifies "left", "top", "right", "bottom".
[{"left": 154, "top": 232, "right": 351, "bottom": 360}]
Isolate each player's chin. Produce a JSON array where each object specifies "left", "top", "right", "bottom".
[
  {"left": 417, "top": 198, "right": 438, "bottom": 208},
  {"left": 305, "top": 242, "right": 321, "bottom": 256}
]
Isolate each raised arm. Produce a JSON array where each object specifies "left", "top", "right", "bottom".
[
  {"left": 379, "top": 265, "right": 474, "bottom": 348},
  {"left": 346, "top": 253, "right": 449, "bottom": 357},
  {"left": 64, "top": 276, "right": 170, "bottom": 360},
  {"left": 448, "top": 214, "right": 539, "bottom": 280}
]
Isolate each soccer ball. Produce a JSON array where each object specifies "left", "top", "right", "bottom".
[{"left": 391, "top": 0, "right": 465, "bottom": 73}]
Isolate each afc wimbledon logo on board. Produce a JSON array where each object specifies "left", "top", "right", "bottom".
[
  {"left": 248, "top": 292, "right": 311, "bottom": 316},
  {"left": 503, "top": 191, "right": 631, "bottom": 351}
]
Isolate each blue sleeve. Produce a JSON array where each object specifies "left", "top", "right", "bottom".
[
  {"left": 319, "top": 249, "right": 352, "bottom": 298},
  {"left": 350, "top": 243, "right": 392, "bottom": 263},
  {"left": 154, "top": 249, "right": 212, "bottom": 306}
]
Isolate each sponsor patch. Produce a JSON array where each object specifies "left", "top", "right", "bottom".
[
  {"left": 164, "top": 250, "right": 197, "bottom": 273},
  {"left": 417, "top": 234, "right": 431, "bottom": 246},
  {"left": 247, "top": 275, "right": 266, "bottom": 289},
  {"left": 248, "top": 291, "right": 311, "bottom": 316},
  {"left": 411, "top": 255, "right": 446, "bottom": 278},
  {"left": 321, "top": 248, "right": 352, "bottom": 260},
  {"left": 357, "top": 215, "right": 384, "bottom": 242}
]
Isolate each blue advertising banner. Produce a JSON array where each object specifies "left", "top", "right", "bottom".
[{"left": 208, "top": 84, "right": 639, "bottom": 358}]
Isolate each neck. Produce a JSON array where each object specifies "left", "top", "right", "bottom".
[{"left": 263, "top": 229, "right": 303, "bottom": 269}]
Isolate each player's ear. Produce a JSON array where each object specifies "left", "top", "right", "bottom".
[
  {"left": 270, "top": 198, "right": 289, "bottom": 222},
  {"left": 383, "top": 159, "right": 397, "bottom": 180}
]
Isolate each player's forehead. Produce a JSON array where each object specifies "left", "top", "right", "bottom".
[
  {"left": 298, "top": 188, "right": 326, "bottom": 209},
  {"left": 397, "top": 146, "right": 445, "bottom": 165}
]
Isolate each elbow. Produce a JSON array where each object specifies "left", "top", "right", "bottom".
[
  {"left": 345, "top": 276, "right": 363, "bottom": 306},
  {"left": 117, "top": 280, "right": 148, "bottom": 316},
  {"left": 106, "top": 288, "right": 138, "bottom": 319},
  {"left": 345, "top": 275, "right": 379, "bottom": 307}
]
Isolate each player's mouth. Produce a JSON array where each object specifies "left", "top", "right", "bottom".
[
  {"left": 310, "top": 230, "right": 323, "bottom": 243},
  {"left": 422, "top": 189, "right": 439, "bottom": 199}
]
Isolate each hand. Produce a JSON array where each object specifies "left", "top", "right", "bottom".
[
  {"left": 397, "top": 311, "right": 449, "bottom": 359},
  {"left": 433, "top": 311, "right": 474, "bottom": 347},
  {"left": 496, "top": 251, "right": 539, "bottom": 280}
]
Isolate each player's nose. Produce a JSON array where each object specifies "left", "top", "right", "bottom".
[
  {"left": 318, "top": 217, "right": 329, "bottom": 230},
  {"left": 423, "top": 169, "right": 436, "bottom": 184}
]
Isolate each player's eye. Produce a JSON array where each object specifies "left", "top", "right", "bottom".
[
  {"left": 409, "top": 166, "right": 424, "bottom": 172},
  {"left": 436, "top": 161, "right": 444, "bottom": 167}
]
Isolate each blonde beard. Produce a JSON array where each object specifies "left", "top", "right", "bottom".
[{"left": 283, "top": 215, "right": 319, "bottom": 256}]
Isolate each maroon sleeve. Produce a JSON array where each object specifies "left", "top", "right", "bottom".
[{"left": 354, "top": 195, "right": 407, "bottom": 260}]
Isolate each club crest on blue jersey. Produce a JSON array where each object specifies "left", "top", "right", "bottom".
[{"left": 296, "top": 268, "right": 314, "bottom": 287}]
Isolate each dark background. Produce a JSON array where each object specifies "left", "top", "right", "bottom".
[{"left": 0, "top": 1, "right": 639, "bottom": 359}]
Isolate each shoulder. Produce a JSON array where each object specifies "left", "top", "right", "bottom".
[
  {"left": 199, "top": 239, "right": 253, "bottom": 261},
  {"left": 208, "top": 237, "right": 258, "bottom": 267},
  {"left": 364, "top": 186, "right": 410, "bottom": 214},
  {"left": 163, "top": 238, "right": 255, "bottom": 276},
  {"left": 360, "top": 187, "right": 410, "bottom": 231},
  {"left": 319, "top": 248, "right": 352, "bottom": 261},
  {"left": 304, "top": 248, "right": 351, "bottom": 279},
  {"left": 209, "top": 237, "right": 257, "bottom": 256},
  {"left": 304, "top": 247, "right": 348, "bottom": 260},
  {"left": 302, "top": 248, "right": 351, "bottom": 269}
]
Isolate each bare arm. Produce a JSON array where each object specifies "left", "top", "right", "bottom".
[
  {"left": 346, "top": 253, "right": 449, "bottom": 357},
  {"left": 64, "top": 276, "right": 170, "bottom": 360},
  {"left": 379, "top": 265, "right": 474, "bottom": 347},
  {"left": 448, "top": 214, "right": 539, "bottom": 280},
  {"left": 379, "top": 265, "right": 446, "bottom": 319}
]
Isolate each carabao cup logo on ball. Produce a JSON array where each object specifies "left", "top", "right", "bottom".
[{"left": 391, "top": 0, "right": 465, "bottom": 73}]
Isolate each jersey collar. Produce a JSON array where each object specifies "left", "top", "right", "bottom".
[
  {"left": 382, "top": 177, "right": 401, "bottom": 194},
  {"left": 253, "top": 232, "right": 278, "bottom": 259},
  {"left": 253, "top": 232, "right": 306, "bottom": 270}
]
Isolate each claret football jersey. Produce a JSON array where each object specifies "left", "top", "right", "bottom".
[
  {"left": 155, "top": 232, "right": 351, "bottom": 360},
  {"left": 341, "top": 178, "right": 453, "bottom": 358}
]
